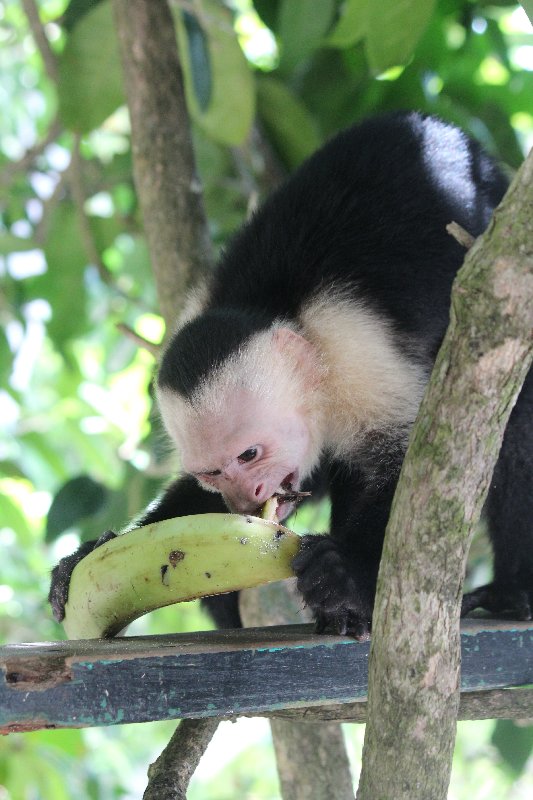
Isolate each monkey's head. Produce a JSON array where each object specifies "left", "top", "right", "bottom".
[{"left": 157, "top": 314, "right": 325, "bottom": 520}]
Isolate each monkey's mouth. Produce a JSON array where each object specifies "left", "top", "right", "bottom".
[{"left": 273, "top": 472, "right": 309, "bottom": 520}]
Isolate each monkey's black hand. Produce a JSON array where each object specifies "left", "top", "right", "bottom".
[
  {"left": 292, "top": 535, "right": 375, "bottom": 640},
  {"left": 48, "top": 530, "right": 117, "bottom": 622},
  {"left": 461, "top": 581, "right": 532, "bottom": 621}
]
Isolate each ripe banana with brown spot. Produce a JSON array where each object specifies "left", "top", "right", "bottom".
[{"left": 62, "top": 511, "right": 301, "bottom": 639}]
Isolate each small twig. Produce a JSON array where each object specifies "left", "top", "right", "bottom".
[
  {"left": 116, "top": 322, "right": 161, "bottom": 357},
  {"left": 33, "top": 167, "right": 68, "bottom": 246},
  {"left": 251, "top": 122, "right": 288, "bottom": 192},
  {"left": 446, "top": 221, "right": 476, "bottom": 250},
  {"left": 69, "top": 134, "right": 114, "bottom": 284},
  {"left": 21, "top": 0, "right": 59, "bottom": 84},
  {"left": 231, "top": 146, "right": 260, "bottom": 218},
  {"left": 143, "top": 717, "right": 220, "bottom": 800},
  {"left": 275, "top": 490, "right": 312, "bottom": 502},
  {"left": 0, "top": 117, "right": 62, "bottom": 188}
]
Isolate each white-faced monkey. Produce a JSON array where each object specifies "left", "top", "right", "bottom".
[{"left": 50, "top": 112, "right": 532, "bottom": 639}]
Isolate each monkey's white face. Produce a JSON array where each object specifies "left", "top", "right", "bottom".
[
  {"left": 159, "top": 386, "right": 317, "bottom": 521},
  {"left": 157, "top": 324, "right": 327, "bottom": 520}
]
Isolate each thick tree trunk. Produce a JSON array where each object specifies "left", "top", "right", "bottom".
[
  {"left": 112, "top": 0, "right": 213, "bottom": 333},
  {"left": 111, "top": 3, "right": 354, "bottom": 798},
  {"left": 240, "top": 582, "right": 355, "bottom": 800},
  {"left": 271, "top": 717, "right": 354, "bottom": 800},
  {"left": 357, "top": 150, "right": 533, "bottom": 799}
]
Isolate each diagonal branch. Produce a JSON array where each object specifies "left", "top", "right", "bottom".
[
  {"left": 21, "top": 0, "right": 59, "bottom": 84},
  {"left": 143, "top": 718, "right": 219, "bottom": 800},
  {"left": 357, "top": 147, "right": 533, "bottom": 799}
]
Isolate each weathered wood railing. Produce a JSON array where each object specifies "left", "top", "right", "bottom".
[{"left": 1, "top": 619, "right": 532, "bottom": 734}]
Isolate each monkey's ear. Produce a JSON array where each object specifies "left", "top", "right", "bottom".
[{"left": 272, "top": 327, "right": 321, "bottom": 387}]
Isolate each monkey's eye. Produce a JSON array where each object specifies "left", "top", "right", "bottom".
[
  {"left": 203, "top": 469, "right": 221, "bottom": 477},
  {"left": 237, "top": 448, "right": 258, "bottom": 464}
]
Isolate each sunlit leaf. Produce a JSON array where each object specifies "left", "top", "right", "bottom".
[
  {"left": 57, "top": 1, "right": 124, "bottom": 133},
  {"left": 365, "top": 0, "right": 437, "bottom": 74},
  {"left": 175, "top": 0, "right": 255, "bottom": 146},
  {"left": 46, "top": 474, "right": 109, "bottom": 541},
  {"left": 256, "top": 77, "right": 321, "bottom": 168},
  {"left": 0, "top": 493, "right": 32, "bottom": 544}
]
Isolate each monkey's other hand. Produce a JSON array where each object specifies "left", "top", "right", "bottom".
[
  {"left": 461, "top": 581, "right": 532, "bottom": 621},
  {"left": 48, "top": 530, "right": 117, "bottom": 622},
  {"left": 292, "top": 535, "right": 375, "bottom": 640}
]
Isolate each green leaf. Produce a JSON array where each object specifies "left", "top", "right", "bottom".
[
  {"left": 46, "top": 475, "right": 109, "bottom": 541},
  {"left": 175, "top": 0, "right": 255, "bottom": 146},
  {"left": 256, "top": 77, "right": 321, "bottom": 169},
  {"left": 57, "top": 1, "right": 124, "bottom": 133},
  {"left": 492, "top": 719, "right": 533, "bottom": 778},
  {"left": 183, "top": 11, "right": 211, "bottom": 111},
  {"left": 253, "top": 0, "right": 282, "bottom": 32},
  {"left": 33, "top": 202, "right": 119, "bottom": 347},
  {"left": 365, "top": 0, "right": 437, "bottom": 74},
  {"left": 278, "top": 0, "right": 337, "bottom": 71},
  {"left": 62, "top": 0, "right": 105, "bottom": 31},
  {"left": 36, "top": 202, "right": 88, "bottom": 345},
  {"left": 0, "top": 325, "right": 12, "bottom": 386},
  {"left": 326, "top": 0, "right": 370, "bottom": 49},
  {"left": 0, "top": 494, "right": 32, "bottom": 545},
  {"left": 0, "top": 234, "right": 39, "bottom": 256},
  {"left": 520, "top": 1, "right": 533, "bottom": 26}
]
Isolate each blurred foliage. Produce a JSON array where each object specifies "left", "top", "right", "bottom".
[{"left": 1, "top": 0, "right": 532, "bottom": 797}]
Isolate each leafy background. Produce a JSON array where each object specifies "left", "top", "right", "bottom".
[{"left": 1, "top": 0, "right": 533, "bottom": 796}]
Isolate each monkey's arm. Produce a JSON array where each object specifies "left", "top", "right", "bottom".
[
  {"left": 293, "top": 463, "right": 397, "bottom": 639},
  {"left": 48, "top": 475, "right": 228, "bottom": 623}
]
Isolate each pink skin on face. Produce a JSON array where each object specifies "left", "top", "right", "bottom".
[{"left": 180, "top": 389, "right": 312, "bottom": 520}]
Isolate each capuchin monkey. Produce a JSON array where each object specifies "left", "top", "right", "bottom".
[{"left": 49, "top": 111, "right": 533, "bottom": 639}]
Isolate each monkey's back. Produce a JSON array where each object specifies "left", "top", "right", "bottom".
[{"left": 207, "top": 111, "right": 508, "bottom": 344}]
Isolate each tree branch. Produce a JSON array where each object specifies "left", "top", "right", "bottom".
[
  {"left": 446, "top": 220, "right": 476, "bottom": 250},
  {"left": 69, "top": 134, "right": 113, "bottom": 284},
  {"left": 111, "top": 2, "right": 220, "bottom": 795},
  {"left": 264, "top": 686, "right": 533, "bottom": 723},
  {"left": 0, "top": 117, "right": 62, "bottom": 188},
  {"left": 21, "top": 0, "right": 59, "bottom": 84},
  {"left": 143, "top": 718, "right": 219, "bottom": 800},
  {"left": 240, "top": 581, "right": 355, "bottom": 800},
  {"left": 357, "top": 149, "right": 533, "bottom": 799}
]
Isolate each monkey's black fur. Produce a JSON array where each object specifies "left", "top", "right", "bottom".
[
  {"left": 160, "top": 111, "right": 508, "bottom": 393},
  {"left": 50, "top": 112, "right": 532, "bottom": 636}
]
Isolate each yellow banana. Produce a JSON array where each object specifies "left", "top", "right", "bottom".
[{"left": 62, "top": 512, "right": 300, "bottom": 639}]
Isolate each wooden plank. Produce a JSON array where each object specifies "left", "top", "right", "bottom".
[{"left": 1, "top": 620, "right": 532, "bottom": 733}]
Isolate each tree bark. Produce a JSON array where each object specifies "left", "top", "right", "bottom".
[
  {"left": 357, "top": 150, "right": 533, "bottom": 799},
  {"left": 240, "top": 581, "right": 355, "bottom": 800},
  {"left": 271, "top": 717, "right": 354, "bottom": 800},
  {"left": 111, "top": 4, "right": 354, "bottom": 797},
  {"left": 111, "top": 3, "right": 220, "bottom": 797},
  {"left": 112, "top": 0, "right": 213, "bottom": 334},
  {"left": 143, "top": 718, "right": 219, "bottom": 800},
  {"left": 265, "top": 686, "right": 533, "bottom": 724}
]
